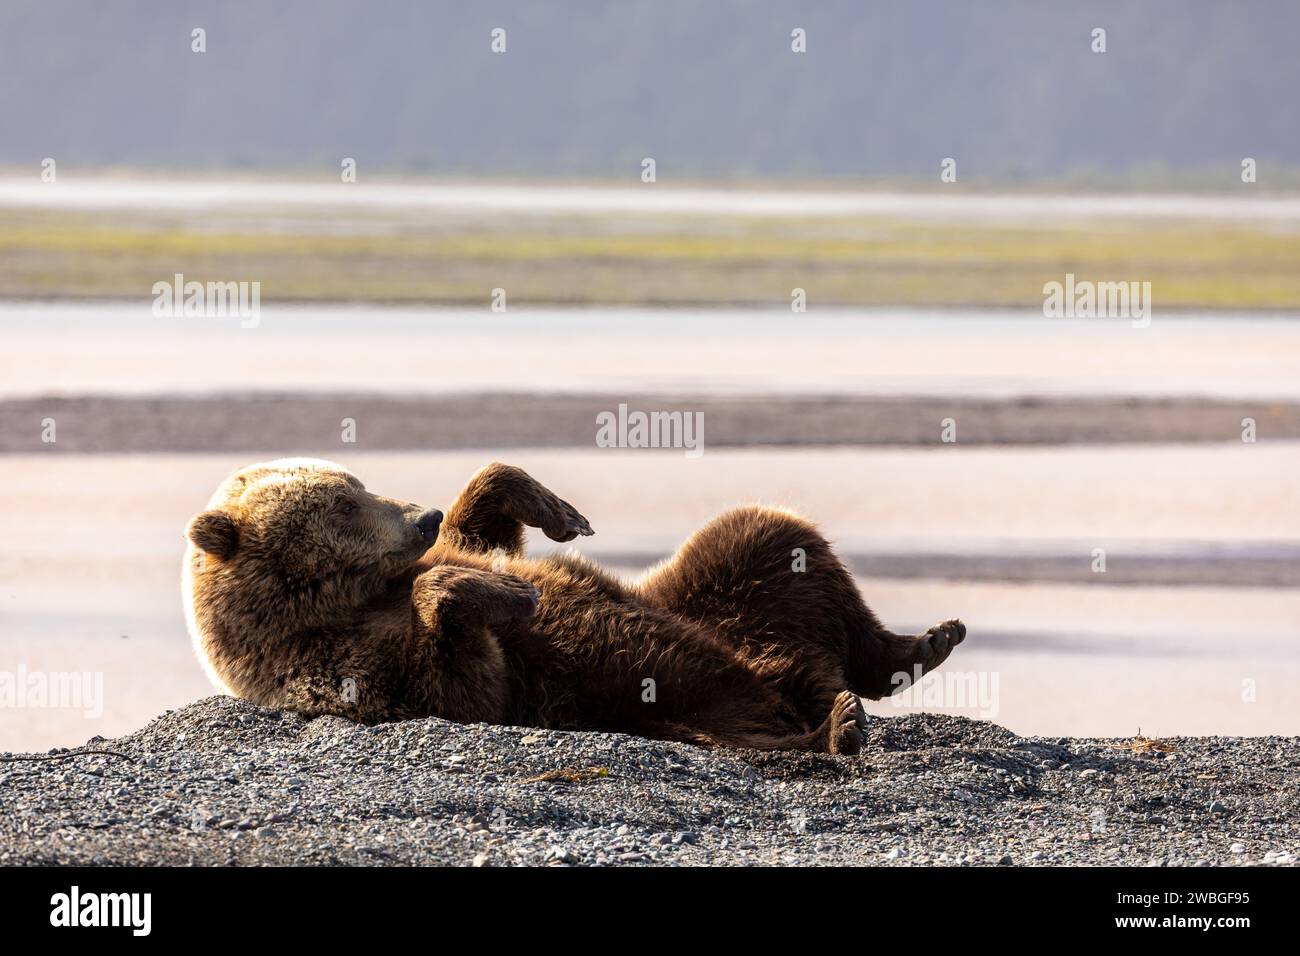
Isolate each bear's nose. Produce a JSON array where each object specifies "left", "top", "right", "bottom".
[{"left": 415, "top": 508, "right": 444, "bottom": 543}]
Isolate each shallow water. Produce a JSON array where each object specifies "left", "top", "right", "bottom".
[
  {"left": 3, "top": 302, "right": 1300, "bottom": 399},
  {"left": 4, "top": 177, "right": 1300, "bottom": 222}
]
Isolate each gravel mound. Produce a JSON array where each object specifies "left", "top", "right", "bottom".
[{"left": 2, "top": 696, "right": 1297, "bottom": 866}]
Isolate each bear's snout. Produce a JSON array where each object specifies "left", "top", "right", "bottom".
[{"left": 415, "top": 508, "right": 444, "bottom": 544}]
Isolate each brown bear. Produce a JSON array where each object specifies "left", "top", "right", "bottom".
[{"left": 183, "top": 458, "right": 966, "bottom": 753}]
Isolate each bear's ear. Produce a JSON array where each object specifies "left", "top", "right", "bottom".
[{"left": 187, "top": 509, "right": 240, "bottom": 559}]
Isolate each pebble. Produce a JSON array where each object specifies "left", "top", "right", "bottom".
[{"left": 3, "top": 696, "right": 1295, "bottom": 867}]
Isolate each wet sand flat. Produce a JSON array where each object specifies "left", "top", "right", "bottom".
[
  {"left": 4, "top": 304, "right": 1300, "bottom": 399},
  {"left": 5, "top": 589, "right": 1296, "bottom": 752},
  {"left": 6, "top": 392, "right": 1300, "bottom": 453},
  {"left": 5, "top": 446, "right": 1299, "bottom": 552},
  {"left": 2, "top": 448, "right": 1296, "bottom": 750}
]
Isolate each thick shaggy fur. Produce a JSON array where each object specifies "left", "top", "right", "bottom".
[{"left": 183, "top": 459, "right": 965, "bottom": 753}]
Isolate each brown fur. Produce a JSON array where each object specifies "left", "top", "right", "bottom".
[{"left": 183, "top": 458, "right": 966, "bottom": 753}]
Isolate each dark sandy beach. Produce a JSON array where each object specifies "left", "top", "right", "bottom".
[
  {"left": 5, "top": 392, "right": 1299, "bottom": 453},
  {"left": 1, "top": 697, "right": 1296, "bottom": 866}
]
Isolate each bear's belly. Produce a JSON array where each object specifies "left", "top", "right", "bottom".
[{"left": 488, "top": 589, "right": 774, "bottom": 735}]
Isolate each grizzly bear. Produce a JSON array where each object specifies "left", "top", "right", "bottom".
[{"left": 183, "top": 458, "right": 966, "bottom": 753}]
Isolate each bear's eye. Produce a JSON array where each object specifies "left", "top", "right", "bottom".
[{"left": 335, "top": 497, "right": 358, "bottom": 517}]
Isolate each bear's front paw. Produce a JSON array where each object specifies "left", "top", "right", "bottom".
[
  {"left": 415, "top": 566, "right": 541, "bottom": 631},
  {"left": 495, "top": 574, "right": 541, "bottom": 620},
  {"left": 541, "top": 497, "right": 594, "bottom": 543}
]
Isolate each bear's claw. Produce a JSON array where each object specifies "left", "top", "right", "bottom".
[
  {"left": 544, "top": 499, "right": 594, "bottom": 542},
  {"left": 922, "top": 618, "right": 966, "bottom": 667},
  {"left": 507, "top": 581, "right": 542, "bottom": 618},
  {"left": 827, "top": 690, "right": 866, "bottom": 755}
]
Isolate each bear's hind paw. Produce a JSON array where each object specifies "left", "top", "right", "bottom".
[{"left": 827, "top": 690, "right": 866, "bottom": 756}]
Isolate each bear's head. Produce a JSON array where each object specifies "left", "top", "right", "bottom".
[{"left": 182, "top": 458, "right": 442, "bottom": 696}]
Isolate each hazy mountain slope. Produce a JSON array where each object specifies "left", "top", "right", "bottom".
[{"left": 0, "top": 0, "right": 1296, "bottom": 177}]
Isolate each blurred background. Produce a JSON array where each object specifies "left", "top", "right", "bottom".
[{"left": 1, "top": 0, "right": 1298, "bottom": 750}]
